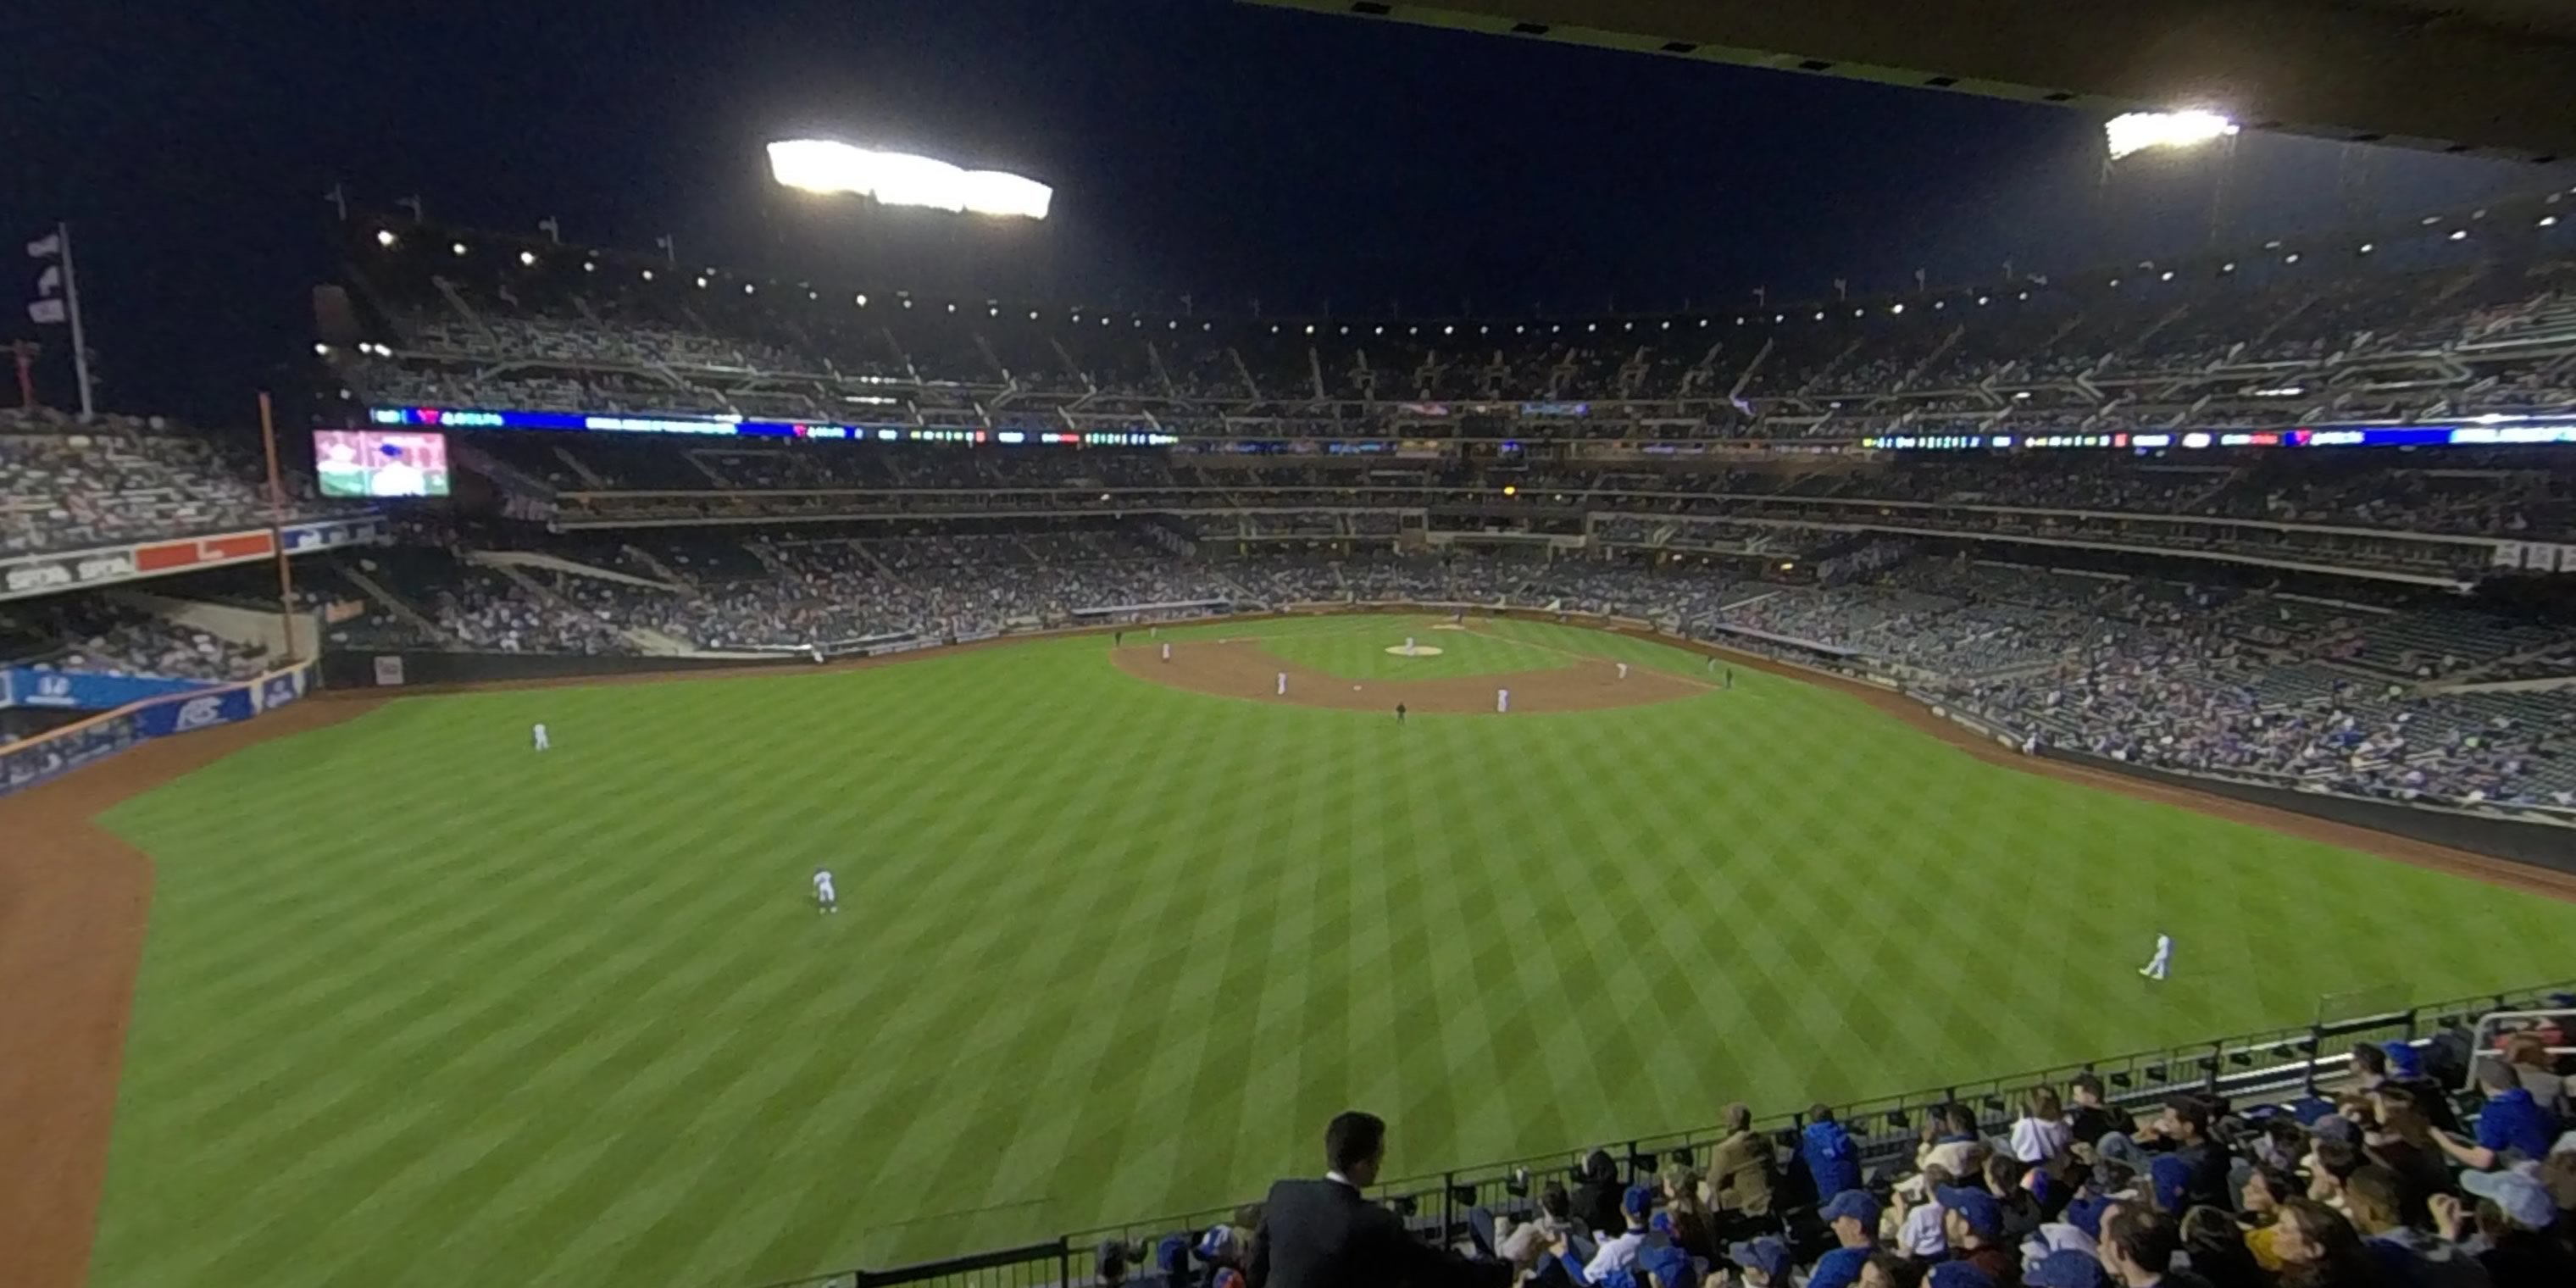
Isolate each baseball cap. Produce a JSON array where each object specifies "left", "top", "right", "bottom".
[
  {"left": 1623, "top": 1182, "right": 1656, "bottom": 1219},
  {"left": 2380, "top": 1041, "right": 2426, "bottom": 1080},
  {"left": 1196, "top": 1224, "right": 1239, "bottom": 1263},
  {"left": 1640, "top": 1242, "right": 1697, "bottom": 1288},
  {"left": 1929, "top": 1261, "right": 1997, "bottom": 1288},
  {"left": 1819, "top": 1189, "right": 1882, "bottom": 1229},
  {"left": 2460, "top": 1166, "right": 2557, "bottom": 1229},
  {"left": 2026, "top": 1248, "right": 2107, "bottom": 1288},
  {"left": 2148, "top": 1155, "right": 2192, "bottom": 1213},
  {"left": 1728, "top": 1236, "right": 1793, "bottom": 1281},
  {"left": 1937, "top": 1185, "right": 2005, "bottom": 1240},
  {"left": 2062, "top": 1191, "right": 2112, "bottom": 1240}
]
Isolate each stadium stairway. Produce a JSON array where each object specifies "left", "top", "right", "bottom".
[
  {"left": 464, "top": 549, "right": 681, "bottom": 591},
  {"left": 335, "top": 558, "right": 458, "bottom": 647},
  {"left": 617, "top": 542, "right": 697, "bottom": 590}
]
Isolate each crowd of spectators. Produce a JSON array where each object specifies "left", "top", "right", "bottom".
[
  {"left": 1, "top": 410, "right": 348, "bottom": 557},
  {"left": 2, "top": 601, "right": 270, "bottom": 680},
  {"left": 1174, "top": 1044, "right": 2576, "bottom": 1288},
  {"left": 344, "top": 219, "right": 2576, "bottom": 445}
]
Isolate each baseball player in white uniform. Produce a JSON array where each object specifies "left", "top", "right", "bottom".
[
  {"left": 1496, "top": 688, "right": 1510, "bottom": 713},
  {"left": 2140, "top": 932, "right": 2172, "bottom": 980},
  {"left": 531, "top": 722, "right": 551, "bottom": 752},
  {"left": 813, "top": 868, "right": 838, "bottom": 913},
  {"left": 1616, "top": 663, "right": 1629, "bottom": 680},
  {"left": 1277, "top": 671, "right": 1288, "bottom": 697}
]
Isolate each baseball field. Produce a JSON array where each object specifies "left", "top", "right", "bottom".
[{"left": 17, "top": 614, "right": 2576, "bottom": 1288}]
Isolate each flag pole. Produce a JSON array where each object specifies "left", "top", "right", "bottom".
[
  {"left": 57, "top": 222, "right": 94, "bottom": 419},
  {"left": 258, "top": 391, "right": 301, "bottom": 663}
]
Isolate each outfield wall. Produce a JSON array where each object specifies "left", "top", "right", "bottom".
[
  {"left": 316, "top": 648, "right": 818, "bottom": 689},
  {"left": 2040, "top": 747, "right": 2576, "bottom": 874},
  {"left": 0, "top": 661, "right": 317, "bottom": 800}
]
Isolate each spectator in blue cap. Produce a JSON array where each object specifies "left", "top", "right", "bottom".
[
  {"left": 1809, "top": 1190, "right": 1885, "bottom": 1288},
  {"left": 2135, "top": 1097, "right": 2230, "bottom": 1213},
  {"left": 2146, "top": 1157, "right": 2192, "bottom": 1216},
  {"left": 1556, "top": 1184, "right": 1656, "bottom": 1284},
  {"left": 1727, "top": 1235, "right": 1795, "bottom": 1286},
  {"left": 1804, "top": 1106, "right": 1863, "bottom": 1199},
  {"left": 1939, "top": 1185, "right": 2020, "bottom": 1286},
  {"left": 2449, "top": 1166, "right": 2576, "bottom": 1285},
  {"left": 2381, "top": 1041, "right": 2465, "bottom": 1135},
  {"left": 2434, "top": 1059, "right": 2557, "bottom": 1172},
  {"left": 2025, "top": 1249, "right": 2106, "bottom": 1288},
  {"left": 1637, "top": 1243, "right": 1696, "bottom": 1288},
  {"left": 1929, "top": 1260, "right": 1996, "bottom": 1288},
  {"left": 2062, "top": 1191, "right": 2113, "bottom": 1244}
]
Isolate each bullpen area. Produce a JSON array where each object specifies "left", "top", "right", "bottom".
[{"left": 9, "top": 615, "right": 2576, "bottom": 1288}]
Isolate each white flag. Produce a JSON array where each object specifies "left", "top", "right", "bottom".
[
  {"left": 28, "top": 299, "right": 66, "bottom": 324},
  {"left": 26, "top": 233, "right": 60, "bottom": 259},
  {"left": 34, "top": 265, "right": 60, "bottom": 295}
]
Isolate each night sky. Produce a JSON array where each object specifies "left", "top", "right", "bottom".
[{"left": 3, "top": 0, "right": 2557, "bottom": 421}]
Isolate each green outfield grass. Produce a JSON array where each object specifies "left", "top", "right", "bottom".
[{"left": 90, "top": 617, "right": 2576, "bottom": 1288}]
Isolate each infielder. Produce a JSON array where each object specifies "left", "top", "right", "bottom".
[
  {"left": 2140, "top": 932, "right": 2172, "bottom": 980},
  {"left": 1162, "top": 642, "right": 1172, "bottom": 663},
  {"left": 1276, "top": 671, "right": 1288, "bottom": 697},
  {"left": 813, "top": 868, "right": 838, "bottom": 913},
  {"left": 531, "top": 722, "right": 551, "bottom": 752},
  {"left": 1405, "top": 636, "right": 1416, "bottom": 654},
  {"left": 1616, "top": 663, "right": 1629, "bottom": 680},
  {"left": 1496, "top": 687, "right": 1510, "bottom": 713}
]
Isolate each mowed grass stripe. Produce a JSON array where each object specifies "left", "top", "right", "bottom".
[{"left": 89, "top": 619, "right": 2576, "bottom": 1288}]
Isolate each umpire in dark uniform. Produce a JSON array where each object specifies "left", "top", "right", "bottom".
[{"left": 1249, "top": 1111, "right": 1506, "bottom": 1288}]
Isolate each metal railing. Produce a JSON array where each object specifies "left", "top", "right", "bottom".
[{"left": 742, "top": 979, "right": 2576, "bottom": 1288}]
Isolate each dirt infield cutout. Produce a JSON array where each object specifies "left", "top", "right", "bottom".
[{"left": 1115, "top": 637, "right": 1703, "bottom": 713}]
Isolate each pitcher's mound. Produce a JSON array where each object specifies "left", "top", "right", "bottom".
[{"left": 1385, "top": 645, "right": 1445, "bottom": 657}]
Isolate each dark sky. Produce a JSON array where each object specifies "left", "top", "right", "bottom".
[{"left": 2, "top": 0, "right": 2557, "bottom": 421}]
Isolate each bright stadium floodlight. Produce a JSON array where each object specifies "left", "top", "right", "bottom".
[
  {"left": 767, "top": 139, "right": 1052, "bottom": 219},
  {"left": 2104, "top": 110, "right": 2239, "bottom": 161}
]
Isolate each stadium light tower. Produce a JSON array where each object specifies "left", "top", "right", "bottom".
[
  {"left": 2104, "top": 110, "right": 2240, "bottom": 162},
  {"left": 765, "top": 139, "right": 1052, "bottom": 219}
]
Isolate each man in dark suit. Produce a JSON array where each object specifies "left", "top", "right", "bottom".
[{"left": 1249, "top": 1111, "right": 1509, "bottom": 1288}]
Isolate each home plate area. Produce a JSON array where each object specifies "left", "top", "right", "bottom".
[{"left": 1113, "top": 638, "right": 1701, "bottom": 713}]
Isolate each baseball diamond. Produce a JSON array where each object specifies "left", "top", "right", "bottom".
[
  {"left": 16, "top": 10, "right": 2576, "bottom": 1286},
  {"left": 7, "top": 615, "right": 2575, "bottom": 1288}
]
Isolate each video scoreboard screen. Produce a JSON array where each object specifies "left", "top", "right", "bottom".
[{"left": 315, "top": 430, "right": 452, "bottom": 497}]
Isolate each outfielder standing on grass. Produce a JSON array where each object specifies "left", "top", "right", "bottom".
[{"left": 1395, "top": 703, "right": 1407, "bottom": 724}]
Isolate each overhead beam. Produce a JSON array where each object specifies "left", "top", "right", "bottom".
[{"left": 1244, "top": 0, "right": 2576, "bottom": 164}]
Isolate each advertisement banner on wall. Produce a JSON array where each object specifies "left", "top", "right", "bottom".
[
  {"left": 0, "top": 668, "right": 214, "bottom": 711},
  {"left": 255, "top": 668, "right": 306, "bottom": 712},
  {"left": 130, "top": 686, "right": 258, "bottom": 738},
  {"left": 1, "top": 514, "right": 385, "bottom": 604},
  {"left": 372, "top": 656, "right": 406, "bottom": 686}
]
